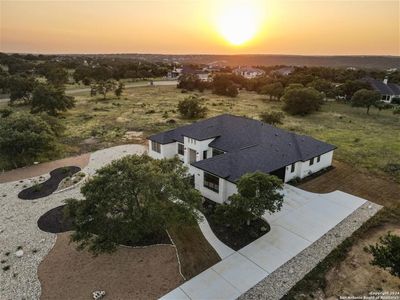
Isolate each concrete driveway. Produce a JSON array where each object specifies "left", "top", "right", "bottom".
[{"left": 161, "top": 185, "right": 372, "bottom": 300}]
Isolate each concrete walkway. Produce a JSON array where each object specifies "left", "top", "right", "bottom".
[
  {"left": 197, "top": 211, "right": 235, "bottom": 259},
  {"left": 161, "top": 185, "right": 368, "bottom": 300}
]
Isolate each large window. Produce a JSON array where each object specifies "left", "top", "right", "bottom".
[
  {"left": 212, "top": 148, "right": 224, "bottom": 157},
  {"left": 309, "top": 157, "right": 314, "bottom": 166},
  {"left": 151, "top": 141, "right": 161, "bottom": 153},
  {"left": 178, "top": 143, "right": 184, "bottom": 155},
  {"left": 290, "top": 163, "right": 295, "bottom": 173},
  {"left": 317, "top": 155, "right": 321, "bottom": 163},
  {"left": 204, "top": 172, "right": 219, "bottom": 193},
  {"left": 203, "top": 150, "right": 207, "bottom": 160}
]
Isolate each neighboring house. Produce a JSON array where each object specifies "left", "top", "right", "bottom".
[
  {"left": 181, "top": 65, "right": 211, "bottom": 81},
  {"left": 167, "top": 66, "right": 182, "bottom": 79},
  {"left": 148, "top": 114, "right": 336, "bottom": 204},
  {"left": 363, "top": 77, "right": 400, "bottom": 103},
  {"left": 270, "top": 67, "right": 295, "bottom": 76},
  {"left": 233, "top": 67, "right": 265, "bottom": 79}
]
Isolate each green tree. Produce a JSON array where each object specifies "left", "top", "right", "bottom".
[
  {"left": 284, "top": 83, "right": 304, "bottom": 93},
  {"left": 212, "top": 74, "right": 238, "bottom": 97},
  {"left": 114, "top": 81, "right": 124, "bottom": 98},
  {"left": 91, "top": 80, "right": 117, "bottom": 99},
  {"left": 351, "top": 89, "right": 381, "bottom": 114},
  {"left": 31, "top": 84, "right": 75, "bottom": 116},
  {"left": 365, "top": 232, "right": 400, "bottom": 277},
  {"left": 260, "top": 82, "right": 284, "bottom": 100},
  {"left": 215, "top": 172, "right": 283, "bottom": 231},
  {"left": 282, "top": 87, "right": 323, "bottom": 115},
  {"left": 7, "top": 75, "right": 37, "bottom": 104},
  {"left": 0, "top": 112, "right": 56, "bottom": 168},
  {"left": 178, "top": 95, "right": 208, "bottom": 119},
  {"left": 339, "top": 80, "right": 371, "bottom": 100},
  {"left": 259, "top": 111, "right": 284, "bottom": 125},
  {"left": 307, "top": 79, "right": 335, "bottom": 98},
  {"left": 65, "top": 155, "right": 202, "bottom": 255}
]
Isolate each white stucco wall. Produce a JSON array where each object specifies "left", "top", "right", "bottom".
[
  {"left": 284, "top": 150, "right": 334, "bottom": 182},
  {"left": 191, "top": 166, "right": 236, "bottom": 204},
  {"left": 148, "top": 140, "right": 177, "bottom": 160},
  {"left": 184, "top": 137, "right": 215, "bottom": 166}
]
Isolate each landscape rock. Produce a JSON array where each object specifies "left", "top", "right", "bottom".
[
  {"left": 15, "top": 250, "right": 24, "bottom": 258},
  {"left": 92, "top": 290, "right": 106, "bottom": 299}
]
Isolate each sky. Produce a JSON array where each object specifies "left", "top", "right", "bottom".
[{"left": 0, "top": 0, "right": 399, "bottom": 55}]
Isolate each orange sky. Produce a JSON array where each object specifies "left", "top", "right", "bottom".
[{"left": 0, "top": 0, "right": 399, "bottom": 55}]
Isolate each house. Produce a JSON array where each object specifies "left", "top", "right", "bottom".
[
  {"left": 233, "top": 67, "right": 265, "bottom": 79},
  {"left": 167, "top": 66, "right": 182, "bottom": 79},
  {"left": 363, "top": 77, "right": 400, "bottom": 103},
  {"left": 148, "top": 114, "right": 336, "bottom": 204},
  {"left": 181, "top": 65, "right": 211, "bottom": 81},
  {"left": 271, "top": 67, "right": 295, "bottom": 76}
]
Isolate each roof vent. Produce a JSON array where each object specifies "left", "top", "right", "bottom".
[{"left": 274, "top": 133, "right": 279, "bottom": 136}]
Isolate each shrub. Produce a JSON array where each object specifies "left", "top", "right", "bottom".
[
  {"left": 259, "top": 111, "right": 284, "bottom": 125},
  {"left": 177, "top": 95, "right": 207, "bottom": 119},
  {"left": 282, "top": 87, "right": 323, "bottom": 115},
  {"left": 0, "top": 112, "right": 56, "bottom": 168},
  {"left": 364, "top": 232, "right": 400, "bottom": 277}
]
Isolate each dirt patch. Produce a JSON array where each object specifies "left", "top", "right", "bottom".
[
  {"left": 0, "top": 153, "right": 89, "bottom": 183},
  {"left": 298, "top": 160, "right": 400, "bottom": 209},
  {"left": 169, "top": 224, "right": 221, "bottom": 280},
  {"left": 323, "top": 224, "right": 400, "bottom": 297},
  {"left": 38, "top": 232, "right": 184, "bottom": 300},
  {"left": 18, "top": 166, "right": 80, "bottom": 200}
]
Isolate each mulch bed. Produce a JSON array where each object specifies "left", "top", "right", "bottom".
[
  {"left": 37, "top": 205, "right": 172, "bottom": 246},
  {"left": 37, "top": 205, "right": 74, "bottom": 233},
  {"left": 202, "top": 199, "right": 270, "bottom": 251},
  {"left": 18, "top": 166, "right": 81, "bottom": 200}
]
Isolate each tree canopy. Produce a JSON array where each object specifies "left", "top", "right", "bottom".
[
  {"left": 351, "top": 89, "right": 381, "bottom": 114},
  {"left": 365, "top": 232, "right": 400, "bottom": 278},
  {"left": 0, "top": 112, "right": 56, "bottom": 168},
  {"left": 31, "top": 84, "right": 75, "bottom": 116},
  {"left": 215, "top": 172, "right": 283, "bottom": 231},
  {"left": 177, "top": 95, "right": 208, "bottom": 119},
  {"left": 65, "top": 155, "right": 202, "bottom": 255},
  {"left": 282, "top": 87, "right": 323, "bottom": 115}
]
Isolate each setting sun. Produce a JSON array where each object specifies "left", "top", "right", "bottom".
[{"left": 216, "top": 3, "right": 261, "bottom": 46}]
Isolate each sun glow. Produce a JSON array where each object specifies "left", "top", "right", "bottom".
[{"left": 216, "top": 2, "right": 261, "bottom": 46}]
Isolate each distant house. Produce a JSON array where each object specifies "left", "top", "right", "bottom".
[
  {"left": 167, "top": 66, "right": 182, "bottom": 79},
  {"left": 271, "top": 67, "right": 295, "bottom": 76},
  {"left": 181, "top": 65, "right": 211, "bottom": 81},
  {"left": 233, "top": 67, "right": 265, "bottom": 79},
  {"left": 363, "top": 77, "right": 400, "bottom": 103},
  {"left": 148, "top": 114, "right": 335, "bottom": 204}
]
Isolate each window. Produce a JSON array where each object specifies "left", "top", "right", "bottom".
[
  {"left": 204, "top": 172, "right": 219, "bottom": 193},
  {"left": 291, "top": 163, "right": 295, "bottom": 173},
  {"left": 178, "top": 143, "right": 184, "bottom": 155},
  {"left": 317, "top": 155, "right": 321, "bottom": 163},
  {"left": 212, "top": 148, "right": 224, "bottom": 157},
  {"left": 203, "top": 150, "right": 207, "bottom": 160},
  {"left": 309, "top": 157, "right": 314, "bottom": 166},
  {"left": 151, "top": 141, "right": 161, "bottom": 153}
]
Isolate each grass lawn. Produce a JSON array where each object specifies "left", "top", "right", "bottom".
[{"left": 2, "top": 85, "right": 397, "bottom": 180}]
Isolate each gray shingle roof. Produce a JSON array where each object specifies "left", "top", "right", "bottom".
[
  {"left": 363, "top": 77, "right": 400, "bottom": 95},
  {"left": 148, "top": 114, "right": 336, "bottom": 182}
]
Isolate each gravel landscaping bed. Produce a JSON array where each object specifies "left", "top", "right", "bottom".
[
  {"left": 239, "top": 201, "right": 382, "bottom": 300},
  {"left": 0, "top": 144, "right": 146, "bottom": 300},
  {"left": 18, "top": 166, "right": 81, "bottom": 200}
]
